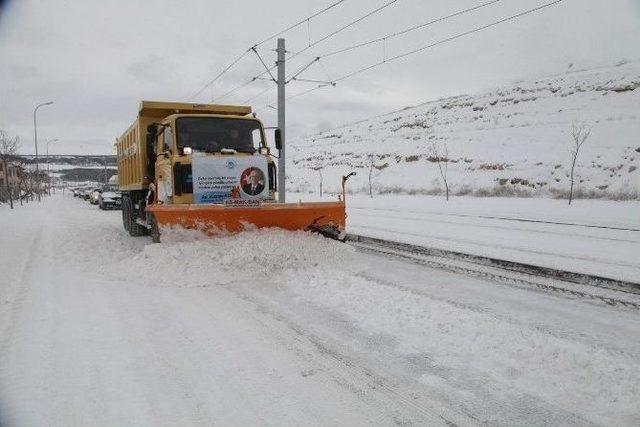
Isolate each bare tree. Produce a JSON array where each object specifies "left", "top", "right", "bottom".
[
  {"left": 366, "top": 155, "right": 389, "bottom": 198},
  {"left": 368, "top": 155, "right": 375, "bottom": 198},
  {"left": 429, "top": 141, "right": 450, "bottom": 201},
  {"left": 568, "top": 122, "right": 591, "bottom": 205},
  {"left": 0, "top": 130, "right": 20, "bottom": 209}
]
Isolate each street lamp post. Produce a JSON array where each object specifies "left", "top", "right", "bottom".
[
  {"left": 33, "top": 101, "right": 54, "bottom": 201},
  {"left": 46, "top": 138, "right": 58, "bottom": 194}
]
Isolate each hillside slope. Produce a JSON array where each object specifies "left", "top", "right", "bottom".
[{"left": 288, "top": 61, "right": 640, "bottom": 199}]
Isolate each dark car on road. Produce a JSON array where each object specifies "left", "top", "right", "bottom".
[{"left": 98, "top": 184, "right": 122, "bottom": 210}]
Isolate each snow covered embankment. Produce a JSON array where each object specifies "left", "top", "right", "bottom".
[{"left": 289, "top": 61, "right": 640, "bottom": 199}]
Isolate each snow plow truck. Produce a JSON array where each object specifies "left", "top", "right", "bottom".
[{"left": 116, "top": 101, "right": 350, "bottom": 242}]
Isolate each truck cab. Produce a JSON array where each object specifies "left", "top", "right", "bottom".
[{"left": 146, "top": 113, "right": 278, "bottom": 205}]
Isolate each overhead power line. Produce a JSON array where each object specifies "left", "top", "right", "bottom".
[
  {"left": 271, "top": 0, "right": 565, "bottom": 105},
  {"left": 216, "top": 0, "right": 401, "bottom": 103},
  {"left": 187, "top": 48, "right": 252, "bottom": 101},
  {"left": 283, "top": 0, "right": 503, "bottom": 82},
  {"left": 254, "top": 0, "right": 348, "bottom": 47},
  {"left": 287, "top": 0, "right": 400, "bottom": 62},
  {"left": 188, "top": 0, "right": 349, "bottom": 101},
  {"left": 321, "top": 0, "right": 502, "bottom": 58},
  {"left": 241, "top": 83, "right": 276, "bottom": 104},
  {"left": 250, "top": 0, "right": 402, "bottom": 87}
]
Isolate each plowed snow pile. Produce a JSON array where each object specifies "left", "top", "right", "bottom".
[
  {"left": 10, "top": 197, "right": 637, "bottom": 426},
  {"left": 112, "top": 228, "right": 362, "bottom": 288},
  {"left": 93, "top": 225, "right": 639, "bottom": 425}
]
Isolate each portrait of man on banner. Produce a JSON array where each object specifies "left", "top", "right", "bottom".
[{"left": 240, "top": 167, "right": 266, "bottom": 196}]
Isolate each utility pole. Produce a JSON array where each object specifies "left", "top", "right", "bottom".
[
  {"left": 276, "top": 38, "right": 286, "bottom": 203},
  {"left": 33, "top": 101, "right": 53, "bottom": 201}
]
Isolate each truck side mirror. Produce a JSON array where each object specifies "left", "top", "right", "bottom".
[{"left": 274, "top": 128, "right": 282, "bottom": 150}]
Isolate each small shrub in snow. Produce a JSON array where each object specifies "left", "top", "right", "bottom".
[{"left": 479, "top": 163, "right": 510, "bottom": 170}]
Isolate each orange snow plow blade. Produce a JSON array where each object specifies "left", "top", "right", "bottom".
[{"left": 147, "top": 200, "right": 346, "bottom": 240}]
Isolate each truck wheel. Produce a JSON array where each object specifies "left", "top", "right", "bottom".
[
  {"left": 130, "top": 201, "right": 148, "bottom": 237},
  {"left": 123, "top": 195, "right": 143, "bottom": 236},
  {"left": 122, "top": 195, "right": 132, "bottom": 233},
  {"left": 99, "top": 201, "right": 105, "bottom": 210},
  {"left": 149, "top": 213, "right": 161, "bottom": 243}
]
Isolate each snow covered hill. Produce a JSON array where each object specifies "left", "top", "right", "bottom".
[{"left": 288, "top": 61, "right": 640, "bottom": 200}]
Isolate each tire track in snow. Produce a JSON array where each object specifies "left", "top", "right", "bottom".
[{"left": 225, "top": 286, "right": 477, "bottom": 427}]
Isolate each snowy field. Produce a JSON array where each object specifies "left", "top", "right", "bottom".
[
  {"left": 1, "top": 194, "right": 639, "bottom": 426},
  {"left": 293, "top": 192, "right": 640, "bottom": 283},
  {"left": 288, "top": 61, "right": 640, "bottom": 199}
]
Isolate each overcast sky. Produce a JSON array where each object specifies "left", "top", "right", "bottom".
[{"left": 1, "top": 0, "right": 639, "bottom": 155}]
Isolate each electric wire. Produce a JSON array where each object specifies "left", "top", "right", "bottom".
[
  {"left": 251, "top": 47, "right": 277, "bottom": 82},
  {"left": 255, "top": 0, "right": 402, "bottom": 84},
  {"left": 189, "top": 0, "right": 349, "bottom": 101},
  {"left": 278, "top": 0, "right": 565, "bottom": 103},
  {"left": 254, "top": 0, "right": 348, "bottom": 47},
  {"left": 281, "top": 0, "right": 500, "bottom": 82},
  {"left": 212, "top": 77, "right": 259, "bottom": 103},
  {"left": 241, "top": 84, "right": 276, "bottom": 104},
  {"left": 321, "top": 0, "right": 502, "bottom": 58},
  {"left": 187, "top": 48, "right": 252, "bottom": 101},
  {"left": 217, "top": 0, "right": 401, "bottom": 102},
  {"left": 287, "top": 0, "right": 400, "bottom": 62}
]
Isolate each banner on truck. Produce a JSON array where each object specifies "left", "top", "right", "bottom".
[{"left": 192, "top": 156, "right": 269, "bottom": 204}]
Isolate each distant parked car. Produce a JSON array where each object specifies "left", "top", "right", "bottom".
[
  {"left": 82, "top": 188, "right": 94, "bottom": 200},
  {"left": 89, "top": 188, "right": 102, "bottom": 204},
  {"left": 98, "top": 184, "right": 122, "bottom": 210}
]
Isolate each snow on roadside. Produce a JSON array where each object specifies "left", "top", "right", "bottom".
[
  {"left": 77, "top": 222, "right": 640, "bottom": 425},
  {"left": 22, "top": 196, "right": 639, "bottom": 425},
  {"left": 288, "top": 61, "right": 640, "bottom": 199},
  {"left": 286, "top": 269, "right": 640, "bottom": 426}
]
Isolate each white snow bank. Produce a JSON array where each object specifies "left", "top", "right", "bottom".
[
  {"left": 85, "top": 221, "right": 640, "bottom": 424},
  {"left": 112, "top": 228, "right": 361, "bottom": 288},
  {"left": 288, "top": 61, "right": 640, "bottom": 199},
  {"left": 287, "top": 269, "right": 640, "bottom": 426},
  {"left": 3, "top": 196, "right": 638, "bottom": 425}
]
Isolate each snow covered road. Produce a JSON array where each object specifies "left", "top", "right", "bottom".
[{"left": 1, "top": 195, "right": 639, "bottom": 426}]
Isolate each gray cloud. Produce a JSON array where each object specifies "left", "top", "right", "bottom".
[{"left": 1, "top": 0, "right": 639, "bottom": 154}]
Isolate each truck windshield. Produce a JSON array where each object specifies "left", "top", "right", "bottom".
[{"left": 176, "top": 117, "right": 263, "bottom": 154}]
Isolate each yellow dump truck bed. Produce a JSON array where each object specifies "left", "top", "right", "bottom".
[{"left": 115, "top": 101, "right": 252, "bottom": 191}]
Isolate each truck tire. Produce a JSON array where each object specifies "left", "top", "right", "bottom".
[
  {"left": 122, "top": 194, "right": 148, "bottom": 237},
  {"left": 122, "top": 195, "right": 132, "bottom": 233}
]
